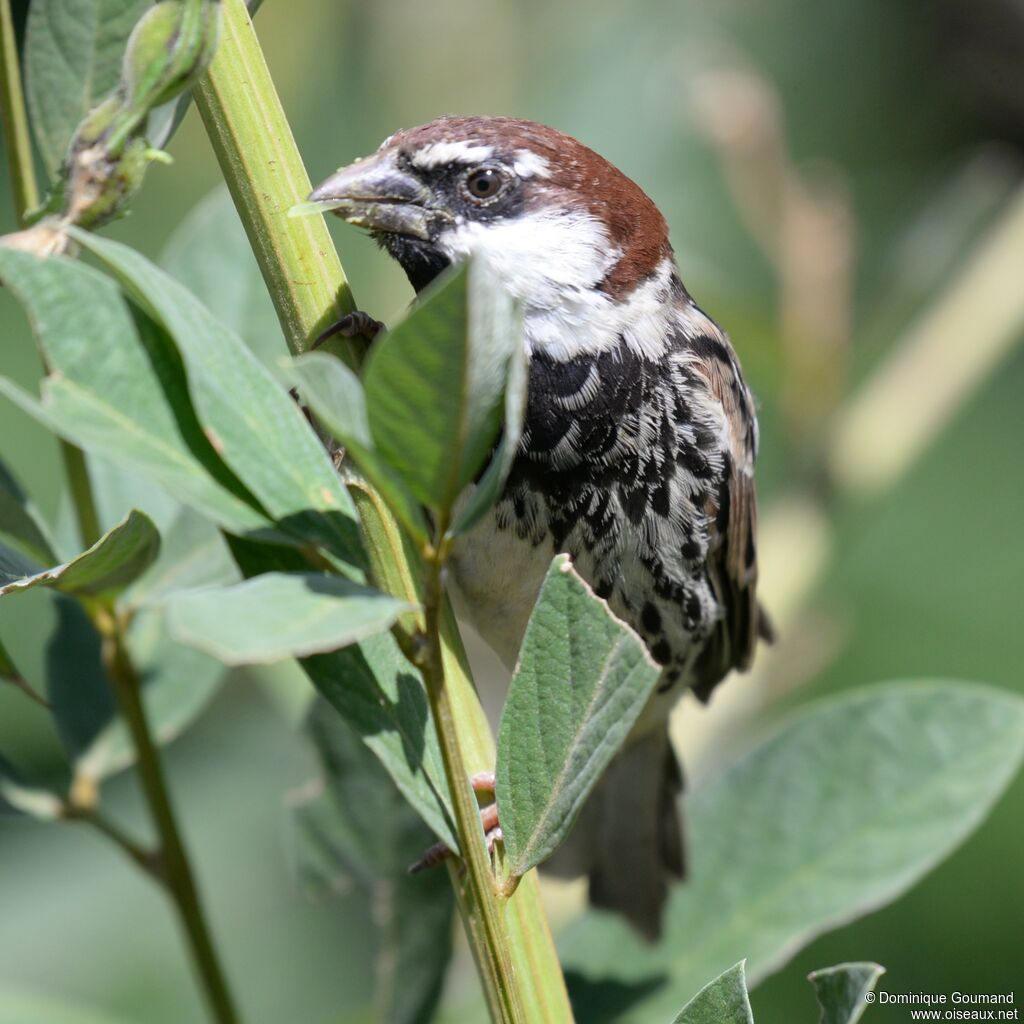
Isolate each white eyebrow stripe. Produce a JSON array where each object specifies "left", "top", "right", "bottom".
[
  {"left": 410, "top": 141, "right": 495, "bottom": 169},
  {"left": 512, "top": 149, "right": 551, "bottom": 179}
]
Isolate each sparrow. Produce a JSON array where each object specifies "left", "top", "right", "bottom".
[{"left": 309, "top": 116, "right": 767, "bottom": 940}]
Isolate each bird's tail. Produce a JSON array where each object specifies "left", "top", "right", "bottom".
[{"left": 542, "top": 726, "right": 685, "bottom": 941}]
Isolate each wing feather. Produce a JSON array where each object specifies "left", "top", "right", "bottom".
[{"left": 689, "top": 336, "right": 763, "bottom": 700}]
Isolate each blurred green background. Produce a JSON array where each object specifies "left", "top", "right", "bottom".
[{"left": 2, "top": 0, "right": 1023, "bottom": 1021}]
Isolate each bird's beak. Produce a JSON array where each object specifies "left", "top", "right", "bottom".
[{"left": 305, "top": 151, "right": 434, "bottom": 240}]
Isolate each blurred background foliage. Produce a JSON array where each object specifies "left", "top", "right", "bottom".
[{"left": 1, "top": 0, "right": 1023, "bottom": 1021}]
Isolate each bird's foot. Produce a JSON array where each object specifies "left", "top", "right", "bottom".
[
  {"left": 408, "top": 772, "right": 501, "bottom": 874},
  {"left": 313, "top": 309, "right": 384, "bottom": 348}
]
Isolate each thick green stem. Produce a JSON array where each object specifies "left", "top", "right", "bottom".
[
  {"left": 98, "top": 611, "right": 240, "bottom": 1024},
  {"left": 420, "top": 531, "right": 525, "bottom": 1024},
  {"left": 0, "top": 0, "right": 38, "bottom": 225},
  {"left": 192, "top": 0, "right": 354, "bottom": 359},
  {"left": 193, "top": 3, "right": 574, "bottom": 1020}
]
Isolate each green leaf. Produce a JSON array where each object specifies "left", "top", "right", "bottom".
[
  {"left": 302, "top": 633, "right": 456, "bottom": 851},
  {"left": 161, "top": 186, "right": 286, "bottom": 370},
  {"left": 387, "top": 865, "right": 455, "bottom": 1024},
  {"left": 69, "top": 229, "right": 364, "bottom": 569},
  {"left": 496, "top": 554, "right": 661, "bottom": 876},
  {"left": 225, "top": 536, "right": 456, "bottom": 852},
  {"left": 292, "top": 699, "right": 444, "bottom": 885},
  {"left": 671, "top": 963, "right": 754, "bottom": 1024},
  {"left": 291, "top": 701, "right": 455, "bottom": 1024},
  {"left": 560, "top": 682, "right": 1024, "bottom": 1023},
  {"left": 287, "top": 352, "right": 430, "bottom": 542},
  {"left": 45, "top": 595, "right": 114, "bottom": 759},
  {"left": 0, "top": 459, "right": 57, "bottom": 567},
  {"left": 167, "top": 572, "right": 411, "bottom": 665},
  {"left": 363, "top": 260, "right": 520, "bottom": 515},
  {"left": 0, "top": 510, "right": 159, "bottom": 600},
  {"left": 24, "top": 0, "right": 151, "bottom": 176},
  {"left": 0, "top": 250, "right": 271, "bottom": 536},
  {"left": 74, "top": 607, "right": 224, "bottom": 782},
  {"left": 448, "top": 313, "right": 527, "bottom": 538},
  {"left": 0, "top": 537, "right": 39, "bottom": 591},
  {"left": 808, "top": 963, "right": 885, "bottom": 1024}
]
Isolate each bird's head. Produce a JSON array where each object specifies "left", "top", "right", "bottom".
[{"left": 309, "top": 117, "right": 679, "bottom": 359}]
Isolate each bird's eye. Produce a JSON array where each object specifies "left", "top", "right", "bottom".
[{"left": 464, "top": 167, "right": 504, "bottom": 201}]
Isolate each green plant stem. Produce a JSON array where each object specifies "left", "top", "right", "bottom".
[
  {"left": 97, "top": 610, "right": 239, "bottom": 1024},
  {"left": 353, "top": 485, "right": 574, "bottom": 1023},
  {"left": 0, "top": 0, "right": 38, "bottom": 225},
  {"left": 1, "top": 667, "right": 51, "bottom": 709},
  {"left": 192, "top": 0, "right": 355, "bottom": 360},
  {"left": 60, "top": 442, "right": 102, "bottom": 546},
  {"left": 420, "top": 531, "right": 525, "bottom": 1024},
  {"left": 65, "top": 804, "right": 163, "bottom": 883},
  {"left": 194, "top": 5, "right": 573, "bottom": 1019}
]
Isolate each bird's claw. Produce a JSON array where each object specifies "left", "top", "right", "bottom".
[
  {"left": 313, "top": 309, "right": 384, "bottom": 349},
  {"left": 408, "top": 772, "right": 501, "bottom": 874}
]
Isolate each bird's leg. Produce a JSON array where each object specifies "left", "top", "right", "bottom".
[
  {"left": 408, "top": 772, "right": 501, "bottom": 874},
  {"left": 313, "top": 309, "right": 385, "bottom": 348}
]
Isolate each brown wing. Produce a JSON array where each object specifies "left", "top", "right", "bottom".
[{"left": 689, "top": 339, "right": 765, "bottom": 702}]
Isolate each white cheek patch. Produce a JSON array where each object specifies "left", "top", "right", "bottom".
[
  {"left": 411, "top": 141, "right": 494, "bottom": 169},
  {"left": 435, "top": 212, "right": 677, "bottom": 362},
  {"left": 436, "top": 207, "right": 615, "bottom": 304}
]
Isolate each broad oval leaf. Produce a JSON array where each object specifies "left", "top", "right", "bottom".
[
  {"left": 808, "top": 962, "right": 885, "bottom": 1024},
  {"left": 560, "top": 682, "right": 1024, "bottom": 1023},
  {"left": 70, "top": 230, "right": 364, "bottom": 570},
  {"left": 167, "top": 572, "right": 412, "bottom": 665},
  {"left": 671, "top": 963, "right": 754, "bottom": 1024},
  {"left": 495, "top": 554, "right": 661, "bottom": 877},
  {"left": 363, "top": 259, "right": 520, "bottom": 515},
  {"left": 0, "top": 249, "right": 271, "bottom": 536},
  {"left": 0, "top": 510, "right": 159, "bottom": 600},
  {"left": 24, "top": 0, "right": 151, "bottom": 175},
  {"left": 287, "top": 352, "right": 429, "bottom": 542}
]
